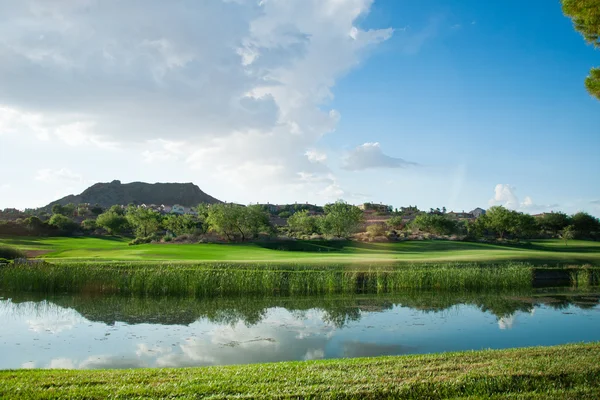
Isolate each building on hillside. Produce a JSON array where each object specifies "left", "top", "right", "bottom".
[
  {"left": 446, "top": 211, "right": 475, "bottom": 220},
  {"left": 171, "top": 204, "right": 185, "bottom": 215},
  {"left": 358, "top": 203, "right": 393, "bottom": 213},
  {"left": 469, "top": 207, "right": 486, "bottom": 218}
]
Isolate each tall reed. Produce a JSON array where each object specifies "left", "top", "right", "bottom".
[{"left": 0, "top": 262, "right": 535, "bottom": 297}]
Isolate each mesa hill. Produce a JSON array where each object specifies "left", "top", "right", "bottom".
[{"left": 45, "top": 180, "right": 222, "bottom": 209}]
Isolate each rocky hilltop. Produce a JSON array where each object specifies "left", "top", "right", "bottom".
[{"left": 45, "top": 180, "right": 221, "bottom": 209}]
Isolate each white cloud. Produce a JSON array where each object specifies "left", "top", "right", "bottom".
[
  {"left": 341, "top": 142, "right": 416, "bottom": 171},
  {"left": 35, "top": 168, "right": 83, "bottom": 185},
  {"left": 488, "top": 184, "right": 559, "bottom": 213},
  {"left": 0, "top": 0, "right": 393, "bottom": 202},
  {"left": 489, "top": 184, "right": 520, "bottom": 209},
  {"left": 305, "top": 149, "right": 328, "bottom": 163}
]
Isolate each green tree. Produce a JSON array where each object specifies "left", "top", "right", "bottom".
[
  {"left": 538, "top": 212, "right": 572, "bottom": 236},
  {"left": 126, "top": 207, "right": 161, "bottom": 238},
  {"left": 571, "top": 211, "right": 600, "bottom": 237},
  {"left": 96, "top": 210, "right": 129, "bottom": 235},
  {"left": 81, "top": 219, "right": 97, "bottom": 231},
  {"left": 23, "top": 216, "right": 45, "bottom": 233},
  {"left": 48, "top": 214, "right": 77, "bottom": 234},
  {"left": 163, "top": 214, "right": 202, "bottom": 236},
  {"left": 485, "top": 206, "right": 517, "bottom": 239},
  {"left": 321, "top": 201, "right": 363, "bottom": 238},
  {"left": 386, "top": 216, "right": 404, "bottom": 230},
  {"left": 410, "top": 213, "right": 457, "bottom": 236},
  {"left": 466, "top": 216, "right": 488, "bottom": 239},
  {"left": 287, "top": 210, "right": 319, "bottom": 237},
  {"left": 51, "top": 204, "right": 63, "bottom": 215},
  {"left": 562, "top": 0, "right": 600, "bottom": 99},
  {"left": 561, "top": 225, "right": 576, "bottom": 246},
  {"left": 90, "top": 205, "right": 104, "bottom": 216},
  {"left": 511, "top": 213, "right": 539, "bottom": 241},
  {"left": 206, "top": 204, "right": 271, "bottom": 241}
]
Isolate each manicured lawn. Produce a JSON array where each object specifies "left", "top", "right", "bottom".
[
  {"left": 1, "top": 236, "right": 599, "bottom": 264},
  {"left": 1, "top": 343, "right": 599, "bottom": 399}
]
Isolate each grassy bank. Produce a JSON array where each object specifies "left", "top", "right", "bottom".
[
  {"left": 1, "top": 236, "right": 599, "bottom": 264},
  {"left": 2, "top": 342, "right": 599, "bottom": 399},
  {"left": 0, "top": 262, "right": 535, "bottom": 296}
]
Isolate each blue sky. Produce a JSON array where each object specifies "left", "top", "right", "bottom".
[{"left": 0, "top": 0, "right": 598, "bottom": 215}]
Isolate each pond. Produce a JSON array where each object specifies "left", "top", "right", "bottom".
[{"left": 1, "top": 290, "right": 599, "bottom": 369}]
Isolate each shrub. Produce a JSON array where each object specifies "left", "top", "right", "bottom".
[
  {"left": 81, "top": 219, "right": 97, "bottom": 231},
  {"left": 367, "top": 223, "right": 387, "bottom": 238},
  {"left": 48, "top": 214, "right": 78, "bottom": 234},
  {"left": 0, "top": 246, "right": 25, "bottom": 260}
]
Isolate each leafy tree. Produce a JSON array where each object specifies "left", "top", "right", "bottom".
[
  {"left": 320, "top": 201, "right": 363, "bottom": 238},
  {"left": 23, "top": 216, "right": 44, "bottom": 233},
  {"left": 484, "top": 206, "right": 516, "bottom": 239},
  {"left": 108, "top": 205, "right": 126, "bottom": 216},
  {"left": 48, "top": 214, "right": 77, "bottom": 234},
  {"left": 50, "top": 203, "right": 76, "bottom": 217},
  {"left": 561, "top": 225, "right": 576, "bottom": 246},
  {"left": 410, "top": 213, "right": 457, "bottom": 236},
  {"left": 571, "top": 211, "right": 600, "bottom": 237},
  {"left": 386, "top": 216, "right": 404, "bottom": 230},
  {"left": 538, "top": 212, "right": 572, "bottom": 236},
  {"left": 206, "top": 204, "right": 271, "bottom": 241},
  {"left": 96, "top": 210, "right": 129, "bottom": 235},
  {"left": 163, "top": 214, "right": 202, "bottom": 236},
  {"left": 126, "top": 207, "right": 161, "bottom": 238},
  {"left": 81, "top": 219, "right": 97, "bottom": 231},
  {"left": 90, "top": 205, "right": 104, "bottom": 216},
  {"left": 562, "top": 0, "right": 600, "bottom": 99},
  {"left": 52, "top": 204, "right": 65, "bottom": 215},
  {"left": 512, "top": 213, "right": 538, "bottom": 240},
  {"left": 287, "top": 210, "right": 319, "bottom": 237}
]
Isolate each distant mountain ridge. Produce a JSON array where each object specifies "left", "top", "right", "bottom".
[{"left": 45, "top": 180, "right": 221, "bottom": 209}]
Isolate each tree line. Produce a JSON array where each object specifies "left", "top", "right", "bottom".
[{"left": 1, "top": 201, "right": 599, "bottom": 244}]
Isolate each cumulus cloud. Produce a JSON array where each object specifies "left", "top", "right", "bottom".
[
  {"left": 488, "top": 184, "right": 559, "bottom": 212},
  {"left": 0, "top": 0, "right": 393, "bottom": 199},
  {"left": 341, "top": 142, "right": 416, "bottom": 171},
  {"left": 489, "top": 184, "right": 520, "bottom": 209}
]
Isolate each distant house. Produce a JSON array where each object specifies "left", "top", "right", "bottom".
[
  {"left": 358, "top": 203, "right": 392, "bottom": 213},
  {"left": 171, "top": 204, "right": 185, "bottom": 215},
  {"left": 447, "top": 211, "right": 475, "bottom": 220}
]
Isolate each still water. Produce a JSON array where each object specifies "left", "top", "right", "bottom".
[{"left": 1, "top": 290, "right": 599, "bottom": 369}]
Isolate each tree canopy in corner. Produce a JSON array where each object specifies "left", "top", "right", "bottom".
[{"left": 562, "top": 0, "right": 600, "bottom": 99}]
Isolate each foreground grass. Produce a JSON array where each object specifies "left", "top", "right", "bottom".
[
  {"left": 1, "top": 343, "right": 599, "bottom": 399},
  {"left": 1, "top": 236, "right": 600, "bottom": 264}
]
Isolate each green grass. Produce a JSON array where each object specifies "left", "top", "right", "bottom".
[
  {"left": 0, "top": 262, "right": 534, "bottom": 296},
  {"left": 1, "top": 236, "right": 600, "bottom": 264},
  {"left": 2, "top": 342, "right": 599, "bottom": 399}
]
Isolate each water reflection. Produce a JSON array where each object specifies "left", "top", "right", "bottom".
[{"left": 1, "top": 290, "right": 599, "bottom": 370}]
